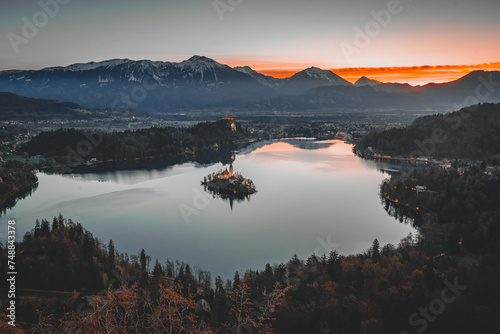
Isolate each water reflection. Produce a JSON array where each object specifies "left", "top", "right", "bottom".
[
  {"left": 202, "top": 184, "right": 252, "bottom": 210},
  {"left": 381, "top": 197, "right": 422, "bottom": 227},
  {"left": 41, "top": 144, "right": 243, "bottom": 176},
  {"left": 236, "top": 138, "right": 336, "bottom": 155},
  {"left": 0, "top": 182, "right": 39, "bottom": 214},
  {"left": 281, "top": 138, "right": 337, "bottom": 150}
]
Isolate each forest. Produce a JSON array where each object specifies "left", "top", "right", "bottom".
[
  {"left": 355, "top": 103, "right": 500, "bottom": 160},
  {"left": 22, "top": 119, "right": 252, "bottom": 165},
  {"left": 0, "top": 92, "right": 84, "bottom": 121},
  {"left": 381, "top": 166, "right": 500, "bottom": 255},
  {"left": 2, "top": 113, "right": 500, "bottom": 333},
  {"left": 1, "top": 163, "right": 499, "bottom": 333},
  {"left": 0, "top": 92, "right": 152, "bottom": 121},
  {"left": 0, "top": 160, "right": 38, "bottom": 212}
]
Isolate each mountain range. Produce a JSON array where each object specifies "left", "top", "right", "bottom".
[{"left": 1, "top": 55, "right": 499, "bottom": 113}]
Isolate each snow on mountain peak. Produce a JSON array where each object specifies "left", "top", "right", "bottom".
[
  {"left": 304, "top": 66, "right": 323, "bottom": 73},
  {"left": 44, "top": 59, "right": 132, "bottom": 72},
  {"left": 233, "top": 66, "right": 254, "bottom": 74},
  {"left": 297, "top": 67, "right": 351, "bottom": 86},
  {"left": 177, "top": 56, "right": 231, "bottom": 84},
  {"left": 180, "top": 56, "right": 226, "bottom": 70}
]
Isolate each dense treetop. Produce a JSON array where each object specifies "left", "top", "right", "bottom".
[
  {"left": 22, "top": 119, "right": 252, "bottom": 161},
  {"left": 355, "top": 103, "right": 500, "bottom": 159},
  {"left": 0, "top": 160, "right": 37, "bottom": 211},
  {"left": 2, "top": 163, "right": 500, "bottom": 334}
]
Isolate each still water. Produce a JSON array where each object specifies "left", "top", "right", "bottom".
[{"left": 1, "top": 140, "right": 414, "bottom": 278}]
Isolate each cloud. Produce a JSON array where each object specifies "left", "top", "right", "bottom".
[
  {"left": 330, "top": 63, "right": 500, "bottom": 85},
  {"left": 230, "top": 61, "right": 500, "bottom": 85}
]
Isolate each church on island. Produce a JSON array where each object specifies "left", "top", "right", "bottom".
[{"left": 202, "top": 164, "right": 257, "bottom": 195}]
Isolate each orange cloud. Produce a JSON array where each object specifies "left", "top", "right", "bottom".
[
  {"left": 236, "top": 62, "right": 500, "bottom": 85},
  {"left": 259, "top": 69, "right": 300, "bottom": 78},
  {"left": 331, "top": 63, "right": 500, "bottom": 85}
]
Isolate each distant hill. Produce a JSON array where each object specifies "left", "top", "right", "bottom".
[
  {"left": 283, "top": 84, "right": 422, "bottom": 110},
  {"left": 354, "top": 76, "right": 381, "bottom": 87},
  {"left": 355, "top": 76, "right": 414, "bottom": 94},
  {"left": 234, "top": 65, "right": 282, "bottom": 88},
  {"left": 23, "top": 119, "right": 251, "bottom": 165},
  {"left": 415, "top": 70, "right": 500, "bottom": 107},
  {"left": 0, "top": 92, "right": 83, "bottom": 120},
  {"left": 277, "top": 67, "right": 352, "bottom": 95},
  {"left": 0, "top": 92, "right": 142, "bottom": 120},
  {"left": 355, "top": 103, "right": 500, "bottom": 159}
]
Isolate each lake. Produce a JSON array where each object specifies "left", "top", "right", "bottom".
[{"left": 0, "top": 140, "right": 415, "bottom": 278}]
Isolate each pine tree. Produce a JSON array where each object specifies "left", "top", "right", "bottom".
[
  {"left": 108, "top": 239, "right": 115, "bottom": 269},
  {"left": 233, "top": 271, "right": 241, "bottom": 291},
  {"left": 372, "top": 239, "right": 381, "bottom": 263},
  {"left": 40, "top": 219, "right": 50, "bottom": 237},
  {"left": 152, "top": 259, "right": 163, "bottom": 278},
  {"left": 140, "top": 249, "right": 147, "bottom": 272},
  {"left": 33, "top": 219, "right": 41, "bottom": 238},
  {"left": 327, "top": 250, "right": 342, "bottom": 281}
]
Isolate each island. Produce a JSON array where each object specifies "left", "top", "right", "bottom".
[{"left": 201, "top": 164, "right": 257, "bottom": 196}]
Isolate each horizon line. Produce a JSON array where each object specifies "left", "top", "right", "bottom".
[
  {"left": 257, "top": 62, "right": 500, "bottom": 86},
  {"left": 1, "top": 58, "right": 499, "bottom": 86}
]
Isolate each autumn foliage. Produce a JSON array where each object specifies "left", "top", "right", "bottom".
[{"left": 1, "top": 162, "right": 500, "bottom": 334}]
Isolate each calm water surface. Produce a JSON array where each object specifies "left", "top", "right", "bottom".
[{"left": 1, "top": 140, "right": 414, "bottom": 278}]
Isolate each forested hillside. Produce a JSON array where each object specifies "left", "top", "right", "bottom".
[
  {"left": 22, "top": 119, "right": 251, "bottom": 164},
  {"left": 2, "top": 164, "right": 500, "bottom": 334},
  {"left": 0, "top": 160, "right": 38, "bottom": 211},
  {"left": 355, "top": 103, "right": 500, "bottom": 159}
]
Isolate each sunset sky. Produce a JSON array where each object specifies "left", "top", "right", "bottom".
[{"left": 1, "top": 0, "right": 499, "bottom": 85}]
